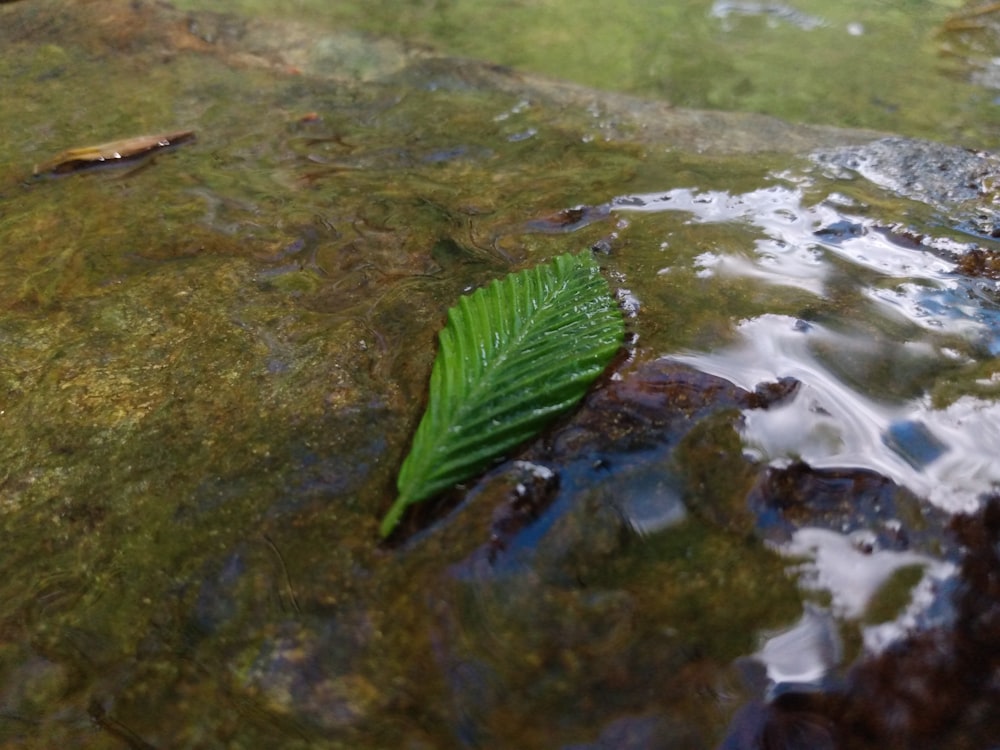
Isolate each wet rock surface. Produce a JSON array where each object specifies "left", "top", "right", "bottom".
[
  {"left": 447, "top": 360, "right": 800, "bottom": 567},
  {"left": 2, "top": 2, "right": 1000, "bottom": 749},
  {"left": 397, "top": 354, "right": 1000, "bottom": 748},
  {"left": 419, "top": 363, "right": 805, "bottom": 749},
  {"left": 814, "top": 136, "right": 1000, "bottom": 237},
  {"left": 748, "top": 461, "right": 957, "bottom": 556},
  {"left": 416, "top": 357, "right": 1000, "bottom": 749},
  {"left": 720, "top": 496, "right": 1000, "bottom": 750},
  {"left": 815, "top": 137, "right": 1000, "bottom": 209}
]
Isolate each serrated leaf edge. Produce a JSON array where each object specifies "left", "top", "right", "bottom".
[{"left": 380, "top": 251, "right": 622, "bottom": 536}]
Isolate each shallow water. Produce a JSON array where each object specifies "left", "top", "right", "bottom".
[
  {"left": 171, "top": 0, "right": 1000, "bottom": 148},
  {"left": 612, "top": 183, "right": 1000, "bottom": 511},
  {"left": 2, "top": 1, "right": 1000, "bottom": 748}
]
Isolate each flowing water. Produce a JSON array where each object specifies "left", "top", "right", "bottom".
[{"left": 2, "top": 1, "right": 1000, "bottom": 748}]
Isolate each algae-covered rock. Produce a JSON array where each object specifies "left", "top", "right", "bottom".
[{"left": 2, "top": 1, "right": 999, "bottom": 748}]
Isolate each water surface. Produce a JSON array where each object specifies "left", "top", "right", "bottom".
[{"left": 2, "top": 1, "right": 1000, "bottom": 748}]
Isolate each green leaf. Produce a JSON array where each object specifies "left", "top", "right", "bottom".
[{"left": 380, "top": 251, "right": 624, "bottom": 537}]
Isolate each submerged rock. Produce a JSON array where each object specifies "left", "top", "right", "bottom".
[
  {"left": 815, "top": 137, "right": 1000, "bottom": 207},
  {"left": 814, "top": 136, "right": 1000, "bottom": 236},
  {"left": 748, "top": 460, "right": 956, "bottom": 556},
  {"left": 719, "top": 496, "right": 1000, "bottom": 750},
  {"left": 2, "top": 1, "right": 999, "bottom": 748},
  {"left": 417, "top": 361, "right": 806, "bottom": 747}
]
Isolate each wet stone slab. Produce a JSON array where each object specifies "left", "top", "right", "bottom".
[
  {"left": 814, "top": 136, "right": 1000, "bottom": 237},
  {"left": 1, "top": 2, "right": 1000, "bottom": 749}
]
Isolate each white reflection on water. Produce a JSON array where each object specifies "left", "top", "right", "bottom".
[
  {"left": 711, "top": 1, "right": 827, "bottom": 32},
  {"left": 612, "top": 186, "right": 1000, "bottom": 353},
  {"left": 755, "top": 604, "right": 841, "bottom": 685},
  {"left": 779, "top": 528, "right": 956, "bottom": 653},
  {"left": 611, "top": 186, "right": 1000, "bottom": 514},
  {"left": 672, "top": 313, "right": 1000, "bottom": 513},
  {"left": 782, "top": 527, "right": 947, "bottom": 619}
]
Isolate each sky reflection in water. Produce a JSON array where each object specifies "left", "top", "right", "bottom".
[
  {"left": 611, "top": 181, "right": 1000, "bottom": 673},
  {"left": 612, "top": 184, "right": 1000, "bottom": 514}
]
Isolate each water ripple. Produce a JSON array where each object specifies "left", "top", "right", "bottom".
[{"left": 611, "top": 185, "right": 1000, "bottom": 512}]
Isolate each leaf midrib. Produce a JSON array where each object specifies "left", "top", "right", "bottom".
[{"left": 439, "top": 271, "right": 573, "bottom": 446}]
